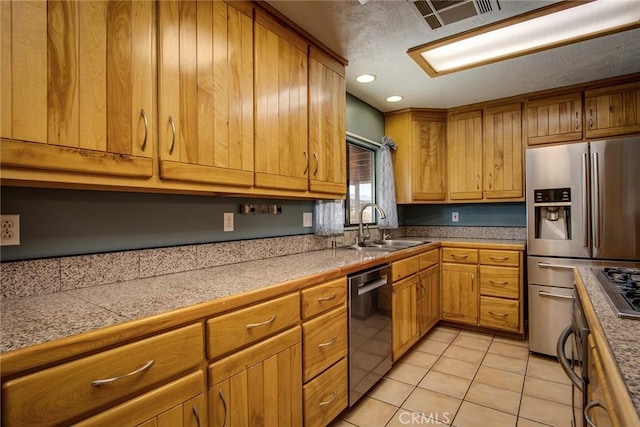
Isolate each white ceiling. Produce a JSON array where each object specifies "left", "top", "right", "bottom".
[{"left": 267, "top": 0, "right": 640, "bottom": 112}]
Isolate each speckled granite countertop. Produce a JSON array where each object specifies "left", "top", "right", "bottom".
[
  {"left": 1, "top": 238, "right": 525, "bottom": 354},
  {"left": 576, "top": 267, "right": 640, "bottom": 415}
]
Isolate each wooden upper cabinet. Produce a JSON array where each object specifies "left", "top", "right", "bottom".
[
  {"left": 585, "top": 81, "right": 640, "bottom": 139},
  {"left": 385, "top": 110, "right": 446, "bottom": 203},
  {"left": 254, "top": 10, "right": 309, "bottom": 192},
  {"left": 308, "top": 46, "right": 346, "bottom": 196},
  {"left": 157, "top": 1, "right": 254, "bottom": 188},
  {"left": 447, "top": 110, "right": 483, "bottom": 200},
  {"left": 526, "top": 92, "right": 583, "bottom": 145},
  {"left": 1, "top": 0, "right": 153, "bottom": 178},
  {"left": 484, "top": 103, "right": 523, "bottom": 200}
]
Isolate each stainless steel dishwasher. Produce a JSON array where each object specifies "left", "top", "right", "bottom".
[{"left": 348, "top": 264, "right": 392, "bottom": 406}]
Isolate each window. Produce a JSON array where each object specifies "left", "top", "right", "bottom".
[{"left": 346, "top": 142, "right": 377, "bottom": 226}]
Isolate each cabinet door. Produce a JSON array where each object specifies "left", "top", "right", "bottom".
[
  {"left": 526, "top": 92, "right": 583, "bottom": 145},
  {"left": 484, "top": 103, "right": 523, "bottom": 200},
  {"left": 209, "top": 328, "right": 303, "bottom": 427},
  {"left": 585, "top": 82, "right": 640, "bottom": 139},
  {"left": 412, "top": 113, "right": 447, "bottom": 201},
  {"left": 448, "top": 110, "right": 483, "bottom": 200},
  {"left": 308, "top": 46, "right": 346, "bottom": 196},
  {"left": 157, "top": 1, "right": 254, "bottom": 187},
  {"left": 392, "top": 275, "right": 419, "bottom": 361},
  {"left": 441, "top": 263, "right": 478, "bottom": 325},
  {"left": 254, "top": 10, "right": 309, "bottom": 192},
  {"left": 1, "top": 0, "right": 153, "bottom": 178},
  {"left": 418, "top": 264, "right": 440, "bottom": 337}
]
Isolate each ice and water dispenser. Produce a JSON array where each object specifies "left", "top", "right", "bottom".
[{"left": 533, "top": 188, "right": 572, "bottom": 240}]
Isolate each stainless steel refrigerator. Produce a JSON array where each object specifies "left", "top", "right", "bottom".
[{"left": 526, "top": 137, "right": 640, "bottom": 356}]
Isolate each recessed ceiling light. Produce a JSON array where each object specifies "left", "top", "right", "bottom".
[
  {"left": 356, "top": 74, "right": 376, "bottom": 83},
  {"left": 408, "top": 0, "right": 640, "bottom": 77},
  {"left": 386, "top": 95, "right": 403, "bottom": 103}
]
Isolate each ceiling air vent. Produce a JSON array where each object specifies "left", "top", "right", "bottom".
[{"left": 410, "top": 0, "right": 501, "bottom": 30}]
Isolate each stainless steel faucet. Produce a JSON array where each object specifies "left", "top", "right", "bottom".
[{"left": 356, "top": 203, "right": 387, "bottom": 246}]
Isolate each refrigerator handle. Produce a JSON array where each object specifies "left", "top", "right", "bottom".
[
  {"left": 592, "top": 152, "right": 600, "bottom": 248},
  {"left": 582, "top": 152, "right": 590, "bottom": 248}
]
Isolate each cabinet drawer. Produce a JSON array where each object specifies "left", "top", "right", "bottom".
[
  {"left": 479, "top": 249, "right": 520, "bottom": 267},
  {"left": 392, "top": 255, "right": 419, "bottom": 281},
  {"left": 302, "top": 306, "right": 347, "bottom": 382},
  {"left": 419, "top": 249, "right": 439, "bottom": 270},
  {"left": 480, "top": 266, "right": 520, "bottom": 299},
  {"left": 303, "top": 358, "right": 348, "bottom": 427},
  {"left": 207, "top": 293, "right": 300, "bottom": 360},
  {"left": 2, "top": 324, "right": 203, "bottom": 427},
  {"left": 480, "top": 297, "right": 519, "bottom": 332},
  {"left": 442, "top": 248, "right": 478, "bottom": 264},
  {"left": 301, "top": 277, "right": 347, "bottom": 320}
]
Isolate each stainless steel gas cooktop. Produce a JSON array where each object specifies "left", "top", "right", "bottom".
[{"left": 593, "top": 267, "right": 640, "bottom": 319}]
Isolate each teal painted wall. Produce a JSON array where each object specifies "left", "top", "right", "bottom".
[
  {"left": 399, "top": 203, "right": 526, "bottom": 227},
  {"left": 346, "top": 93, "right": 384, "bottom": 143}
]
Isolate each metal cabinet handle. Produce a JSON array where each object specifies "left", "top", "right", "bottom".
[
  {"left": 489, "top": 280, "right": 509, "bottom": 286},
  {"left": 303, "top": 151, "right": 309, "bottom": 175},
  {"left": 440, "top": 176, "right": 445, "bottom": 191},
  {"left": 91, "top": 360, "right": 155, "bottom": 386},
  {"left": 488, "top": 311, "right": 508, "bottom": 317},
  {"left": 318, "top": 336, "right": 337, "bottom": 348},
  {"left": 313, "top": 152, "right": 319, "bottom": 176},
  {"left": 471, "top": 275, "right": 475, "bottom": 292},
  {"left": 476, "top": 174, "right": 480, "bottom": 190},
  {"left": 319, "top": 390, "right": 337, "bottom": 406},
  {"left": 168, "top": 115, "right": 176, "bottom": 154},
  {"left": 488, "top": 173, "right": 492, "bottom": 189},
  {"left": 318, "top": 293, "right": 337, "bottom": 302},
  {"left": 576, "top": 111, "right": 580, "bottom": 130},
  {"left": 140, "top": 109, "right": 148, "bottom": 151},
  {"left": 584, "top": 401, "right": 608, "bottom": 427},
  {"left": 246, "top": 314, "right": 276, "bottom": 329},
  {"left": 539, "top": 290, "right": 573, "bottom": 300},
  {"left": 589, "top": 109, "right": 593, "bottom": 128},
  {"left": 557, "top": 326, "right": 583, "bottom": 389},
  {"left": 537, "top": 262, "right": 574, "bottom": 270},
  {"left": 451, "top": 254, "right": 468, "bottom": 260},
  {"left": 219, "top": 390, "right": 227, "bottom": 427},
  {"left": 193, "top": 405, "right": 201, "bottom": 427},
  {"left": 489, "top": 256, "right": 509, "bottom": 261}
]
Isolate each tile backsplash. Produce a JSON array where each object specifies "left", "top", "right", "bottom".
[{"left": 0, "top": 226, "right": 524, "bottom": 300}]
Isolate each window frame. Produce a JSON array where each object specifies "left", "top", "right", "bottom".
[{"left": 345, "top": 135, "right": 380, "bottom": 228}]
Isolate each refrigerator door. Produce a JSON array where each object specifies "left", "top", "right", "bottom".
[
  {"left": 590, "top": 137, "right": 640, "bottom": 260},
  {"left": 526, "top": 143, "right": 591, "bottom": 258}
]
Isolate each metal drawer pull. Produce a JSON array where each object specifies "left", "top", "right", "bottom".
[
  {"left": 489, "top": 256, "right": 509, "bottom": 261},
  {"left": 539, "top": 291, "right": 573, "bottom": 300},
  {"left": 303, "top": 151, "right": 309, "bottom": 175},
  {"left": 313, "top": 152, "right": 319, "bottom": 175},
  {"left": 584, "top": 401, "right": 608, "bottom": 427},
  {"left": 91, "top": 360, "right": 155, "bottom": 386},
  {"left": 246, "top": 315, "right": 276, "bottom": 329},
  {"left": 193, "top": 405, "right": 201, "bottom": 427},
  {"left": 489, "top": 280, "right": 509, "bottom": 285},
  {"left": 318, "top": 293, "right": 337, "bottom": 302},
  {"left": 219, "top": 390, "right": 227, "bottom": 427},
  {"left": 319, "top": 390, "right": 337, "bottom": 406},
  {"left": 140, "top": 109, "right": 148, "bottom": 151},
  {"left": 576, "top": 111, "right": 580, "bottom": 130},
  {"left": 451, "top": 254, "right": 468, "bottom": 259},
  {"left": 318, "top": 336, "right": 337, "bottom": 348},
  {"left": 537, "top": 262, "right": 574, "bottom": 270},
  {"left": 489, "top": 311, "right": 509, "bottom": 317},
  {"left": 168, "top": 115, "right": 176, "bottom": 154}
]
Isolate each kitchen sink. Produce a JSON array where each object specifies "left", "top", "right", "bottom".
[{"left": 347, "top": 239, "right": 430, "bottom": 252}]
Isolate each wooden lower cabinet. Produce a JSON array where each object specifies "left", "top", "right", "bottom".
[
  {"left": 76, "top": 372, "right": 205, "bottom": 427},
  {"left": 441, "top": 262, "right": 478, "bottom": 325},
  {"left": 418, "top": 264, "right": 440, "bottom": 337},
  {"left": 208, "top": 327, "right": 303, "bottom": 427},
  {"left": 392, "top": 274, "right": 420, "bottom": 361},
  {"left": 303, "top": 358, "right": 348, "bottom": 427}
]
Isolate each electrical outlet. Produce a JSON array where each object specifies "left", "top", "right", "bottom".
[
  {"left": 303, "top": 212, "right": 313, "bottom": 227},
  {"left": 223, "top": 212, "right": 234, "bottom": 232},
  {"left": 1, "top": 214, "right": 20, "bottom": 246},
  {"left": 452, "top": 212, "right": 459, "bottom": 223}
]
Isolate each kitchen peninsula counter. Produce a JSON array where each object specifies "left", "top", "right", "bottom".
[{"left": 575, "top": 267, "right": 640, "bottom": 419}]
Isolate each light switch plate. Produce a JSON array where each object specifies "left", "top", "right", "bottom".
[
  {"left": 303, "top": 212, "right": 313, "bottom": 227},
  {"left": 452, "top": 212, "right": 459, "bottom": 222},
  {"left": 223, "top": 212, "right": 234, "bottom": 232}
]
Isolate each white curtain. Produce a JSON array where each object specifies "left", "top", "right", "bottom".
[
  {"left": 378, "top": 136, "right": 399, "bottom": 229},
  {"left": 313, "top": 199, "right": 344, "bottom": 235}
]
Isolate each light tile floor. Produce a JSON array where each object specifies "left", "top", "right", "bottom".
[{"left": 333, "top": 326, "right": 574, "bottom": 427}]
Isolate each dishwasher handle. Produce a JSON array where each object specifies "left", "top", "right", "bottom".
[
  {"left": 357, "top": 277, "right": 388, "bottom": 296},
  {"left": 557, "top": 325, "right": 583, "bottom": 390}
]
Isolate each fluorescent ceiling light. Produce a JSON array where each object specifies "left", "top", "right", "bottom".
[
  {"left": 408, "top": 0, "right": 640, "bottom": 77},
  {"left": 386, "top": 95, "right": 404, "bottom": 102},
  {"left": 356, "top": 74, "right": 376, "bottom": 83}
]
